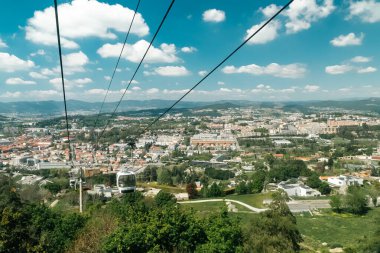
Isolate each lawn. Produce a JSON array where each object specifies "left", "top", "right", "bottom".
[
  {"left": 296, "top": 208, "right": 380, "bottom": 250},
  {"left": 181, "top": 200, "right": 253, "bottom": 213},
  {"left": 221, "top": 192, "right": 274, "bottom": 208},
  {"left": 137, "top": 182, "right": 185, "bottom": 194}
]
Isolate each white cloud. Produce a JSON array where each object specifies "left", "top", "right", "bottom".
[
  {"left": 339, "top": 87, "right": 351, "bottom": 92},
  {"left": 97, "top": 67, "right": 103, "bottom": 71},
  {"left": 49, "top": 77, "right": 91, "bottom": 89},
  {"left": 351, "top": 56, "right": 371, "bottom": 63},
  {"left": 97, "top": 40, "right": 179, "bottom": 63},
  {"left": 61, "top": 51, "right": 89, "bottom": 74},
  {"left": 330, "top": 33, "right": 364, "bottom": 47},
  {"left": 251, "top": 84, "right": 275, "bottom": 93},
  {"left": 152, "top": 66, "right": 190, "bottom": 76},
  {"left": 0, "top": 38, "right": 8, "bottom": 48},
  {"left": 202, "top": 9, "right": 226, "bottom": 23},
  {"left": 6, "top": 77, "right": 36, "bottom": 85},
  {"left": 29, "top": 72, "right": 48, "bottom": 79},
  {"left": 217, "top": 81, "right": 225, "bottom": 85},
  {"left": 304, "top": 84, "right": 320, "bottom": 92},
  {"left": 0, "top": 91, "right": 22, "bottom": 99},
  {"left": 284, "top": 0, "right": 335, "bottom": 34},
  {"left": 198, "top": 70, "right": 207, "bottom": 77},
  {"left": 245, "top": 20, "right": 280, "bottom": 45},
  {"left": 325, "top": 64, "right": 353, "bottom": 75},
  {"left": 163, "top": 89, "right": 189, "bottom": 94},
  {"left": 181, "top": 46, "right": 197, "bottom": 53},
  {"left": 222, "top": 63, "right": 306, "bottom": 78},
  {"left": 260, "top": 4, "right": 281, "bottom": 18},
  {"left": 41, "top": 68, "right": 55, "bottom": 76},
  {"left": 25, "top": 0, "right": 149, "bottom": 49},
  {"left": 357, "top": 66, "right": 377, "bottom": 73},
  {"left": 121, "top": 80, "right": 139, "bottom": 85},
  {"left": 30, "top": 49, "right": 45, "bottom": 57},
  {"left": 146, "top": 88, "right": 159, "bottom": 94},
  {"left": 132, "top": 86, "right": 141, "bottom": 91},
  {"left": 348, "top": 0, "right": 380, "bottom": 23},
  {"left": 104, "top": 76, "right": 111, "bottom": 81},
  {"left": 0, "top": 53, "right": 35, "bottom": 72},
  {"left": 73, "top": 78, "right": 92, "bottom": 85}
]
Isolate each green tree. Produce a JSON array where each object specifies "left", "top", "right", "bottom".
[
  {"left": 330, "top": 195, "right": 343, "bottom": 213},
  {"left": 345, "top": 186, "right": 368, "bottom": 215},
  {"left": 154, "top": 191, "right": 177, "bottom": 207},
  {"left": 235, "top": 181, "right": 248, "bottom": 195},
  {"left": 186, "top": 182, "right": 198, "bottom": 199},
  {"left": 207, "top": 183, "right": 224, "bottom": 197},
  {"left": 197, "top": 208, "right": 243, "bottom": 253},
  {"left": 244, "top": 194, "right": 302, "bottom": 252},
  {"left": 157, "top": 168, "right": 173, "bottom": 185}
]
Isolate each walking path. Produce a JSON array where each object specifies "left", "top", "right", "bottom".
[{"left": 179, "top": 199, "right": 268, "bottom": 213}]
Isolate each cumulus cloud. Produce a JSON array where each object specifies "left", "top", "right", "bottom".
[
  {"left": 181, "top": 46, "right": 197, "bottom": 53},
  {"left": 150, "top": 66, "right": 190, "bottom": 77},
  {"left": 29, "top": 72, "right": 48, "bottom": 79},
  {"left": 0, "top": 38, "right": 7, "bottom": 48},
  {"left": 304, "top": 84, "right": 320, "bottom": 92},
  {"left": 202, "top": 9, "right": 226, "bottom": 23},
  {"left": 198, "top": 70, "right": 207, "bottom": 77},
  {"left": 351, "top": 56, "right": 371, "bottom": 63},
  {"left": 348, "top": 0, "right": 380, "bottom": 23},
  {"left": 325, "top": 65, "right": 353, "bottom": 75},
  {"left": 25, "top": 0, "right": 149, "bottom": 49},
  {"left": 49, "top": 77, "right": 92, "bottom": 89},
  {"left": 357, "top": 66, "right": 377, "bottom": 73},
  {"left": 260, "top": 4, "right": 281, "bottom": 18},
  {"left": 30, "top": 49, "right": 45, "bottom": 57},
  {"left": 245, "top": 21, "right": 280, "bottom": 45},
  {"left": 97, "top": 40, "right": 179, "bottom": 63},
  {"left": 6, "top": 77, "right": 36, "bottom": 85},
  {"left": 146, "top": 88, "right": 159, "bottom": 94},
  {"left": 217, "top": 81, "right": 225, "bottom": 85},
  {"left": 330, "top": 33, "right": 364, "bottom": 47},
  {"left": 222, "top": 63, "right": 306, "bottom": 78},
  {"left": 61, "top": 51, "right": 89, "bottom": 74},
  {"left": 284, "top": 0, "right": 335, "bottom": 34},
  {"left": 0, "top": 53, "right": 35, "bottom": 72}
]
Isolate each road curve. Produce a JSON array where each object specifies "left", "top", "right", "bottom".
[{"left": 179, "top": 199, "right": 268, "bottom": 213}]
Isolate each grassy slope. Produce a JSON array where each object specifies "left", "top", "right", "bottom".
[{"left": 296, "top": 208, "right": 380, "bottom": 250}]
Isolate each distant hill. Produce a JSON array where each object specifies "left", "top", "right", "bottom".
[{"left": 0, "top": 97, "right": 379, "bottom": 116}]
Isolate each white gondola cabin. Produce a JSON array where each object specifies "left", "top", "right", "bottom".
[{"left": 116, "top": 169, "right": 136, "bottom": 193}]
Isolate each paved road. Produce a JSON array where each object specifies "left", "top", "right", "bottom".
[
  {"left": 179, "top": 199, "right": 268, "bottom": 213},
  {"left": 287, "top": 199, "right": 330, "bottom": 213}
]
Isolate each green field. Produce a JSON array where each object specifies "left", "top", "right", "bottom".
[
  {"left": 219, "top": 192, "right": 273, "bottom": 208},
  {"left": 137, "top": 182, "right": 185, "bottom": 193},
  {"left": 297, "top": 208, "right": 380, "bottom": 251}
]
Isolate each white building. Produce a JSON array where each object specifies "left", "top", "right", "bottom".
[
  {"left": 278, "top": 182, "right": 321, "bottom": 197},
  {"left": 327, "top": 175, "right": 364, "bottom": 187}
]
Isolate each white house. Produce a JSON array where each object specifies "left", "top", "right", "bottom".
[
  {"left": 278, "top": 182, "right": 321, "bottom": 197},
  {"left": 327, "top": 175, "right": 363, "bottom": 187}
]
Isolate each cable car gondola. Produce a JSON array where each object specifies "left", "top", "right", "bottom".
[{"left": 116, "top": 169, "right": 136, "bottom": 193}]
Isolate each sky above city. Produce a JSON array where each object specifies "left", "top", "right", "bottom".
[{"left": 0, "top": 0, "right": 379, "bottom": 102}]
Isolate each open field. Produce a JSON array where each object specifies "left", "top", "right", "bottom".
[
  {"left": 216, "top": 192, "right": 273, "bottom": 208},
  {"left": 296, "top": 208, "right": 380, "bottom": 251}
]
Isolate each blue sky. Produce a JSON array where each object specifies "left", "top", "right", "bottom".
[{"left": 0, "top": 0, "right": 379, "bottom": 102}]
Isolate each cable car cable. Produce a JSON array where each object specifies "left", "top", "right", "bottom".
[
  {"left": 93, "top": 0, "right": 142, "bottom": 131},
  {"left": 137, "top": 0, "right": 294, "bottom": 140},
  {"left": 95, "top": 0, "right": 176, "bottom": 146},
  {"left": 53, "top": 0, "right": 74, "bottom": 165}
]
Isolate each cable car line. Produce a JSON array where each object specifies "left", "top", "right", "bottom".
[
  {"left": 93, "top": 0, "right": 142, "bottom": 131},
  {"left": 53, "top": 0, "right": 74, "bottom": 164},
  {"left": 95, "top": 0, "right": 176, "bottom": 146},
  {"left": 136, "top": 0, "right": 294, "bottom": 141}
]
